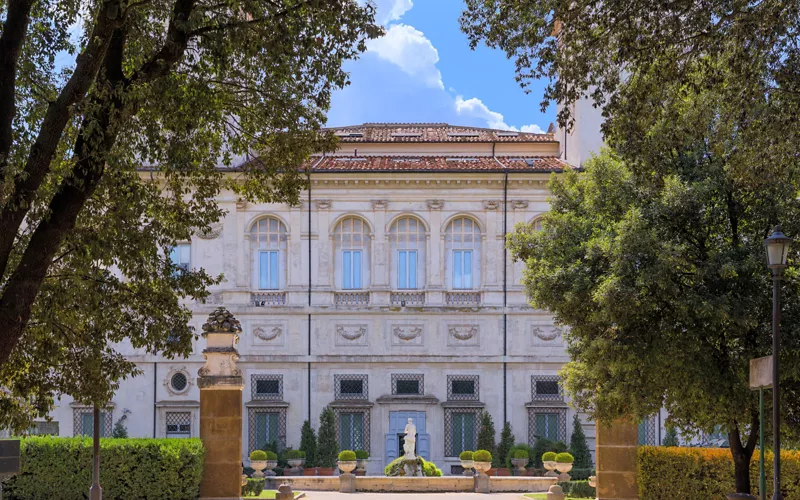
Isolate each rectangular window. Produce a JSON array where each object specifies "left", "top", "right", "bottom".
[
  {"left": 340, "top": 379, "right": 364, "bottom": 398},
  {"left": 451, "top": 380, "right": 475, "bottom": 396},
  {"left": 536, "top": 380, "right": 560, "bottom": 397},
  {"left": 451, "top": 412, "right": 476, "bottom": 455},
  {"left": 80, "top": 412, "right": 108, "bottom": 437},
  {"left": 452, "top": 250, "right": 473, "bottom": 289},
  {"left": 259, "top": 250, "right": 279, "bottom": 289},
  {"left": 339, "top": 412, "right": 364, "bottom": 451},
  {"left": 534, "top": 413, "right": 559, "bottom": 441},
  {"left": 256, "top": 379, "right": 280, "bottom": 396},
  {"left": 169, "top": 243, "right": 191, "bottom": 272},
  {"left": 255, "top": 412, "right": 280, "bottom": 451},
  {"left": 30, "top": 421, "right": 59, "bottom": 435},
  {"left": 343, "top": 250, "right": 362, "bottom": 289},
  {"left": 397, "top": 250, "right": 417, "bottom": 289},
  {"left": 396, "top": 380, "right": 420, "bottom": 395},
  {"left": 166, "top": 412, "right": 191, "bottom": 438}
]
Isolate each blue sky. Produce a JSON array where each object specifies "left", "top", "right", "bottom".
[{"left": 326, "top": 0, "right": 556, "bottom": 132}]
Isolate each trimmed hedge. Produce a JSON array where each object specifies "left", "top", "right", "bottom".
[
  {"left": 4, "top": 436, "right": 204, "bottom": 500},
  {"left": 384, "top": 456, "right": 442, "bottom": 476},
  {"left": 638, "top": 446, "right": 800, "bottom": 499},
  {"left": 243, "top": 478, "right": 265, "bottom": 497}
]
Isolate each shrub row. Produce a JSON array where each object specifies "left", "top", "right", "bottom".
[
  {"left": 558, "top": 480, "right": 596, "bottom": 498},
  {"left": 638, "top": 446, "right": 800, "bottom": 499},
  {"left": 3, "top": 437, "right": 204, "bottom": 500},
  {"left": 384, "top": 456, "right": 442, "bottom": 476}
]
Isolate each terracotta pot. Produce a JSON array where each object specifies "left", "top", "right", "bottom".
[
  {"left": 316, "top": 467, "right": 335, "bottom": 476},
  {"left": 302, "top": 467, "right": 316, "bottom": 476},
  {"left": 494, "top": 467, "right": 510, "bottom": 476},
  {"left": 338, "top": 460, "right": 357, "bottom": 474}
]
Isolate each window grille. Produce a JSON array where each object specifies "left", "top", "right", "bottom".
[
  {"left": 447, "top": 375, "right": 479, "bottom": 401},
  {"left": 251, "top": 374, "right": 283, "bottom": 401},
  {"left": 531, "top": 375, "right": 564, "bottom": 401},
  {"left": 247, "top": 407, "right": 287, "bottom": 453},
  {"left": 638, "top": 416, "right": 658, "bottom": 446},
  {"left": 170, "top": 372, "right": 188, "bottom": 392},
  {"left": 334, "top": 374, "right": 368, "bottom": 400},
  {"left": 391, "top": 374, "right": 423, "bottom": 395},
  {"left": 166, "top": 412, "right": 191, "bottom": 437},
  {"left": 527, "top": 407, "right": 567, "bottom": 444},
  {"left": 73, "top": 408, "right": 113, "bottom": 437},
  {"left": 444, "top": 408, "right": 479, "bottom": 457},
  {"left": 332, "top": 407, "right": 371, "bottom": 453}
]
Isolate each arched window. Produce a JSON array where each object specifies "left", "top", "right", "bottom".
[
  {"left": 333, "top": 217, "right": 370, "bottom": 290},
  {"left": 249, "top": 217, "right": 287, "bottom": 289},
  {"left": 531, "top": 216, "right": 544, "bottom": 232},
  {"left": 389, "top": 216, "right": 426, "bottom": 289},
  {"left": 445, "top": 217, "right": 481, "bottom": 289}
]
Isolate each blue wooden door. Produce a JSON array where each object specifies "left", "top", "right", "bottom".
[{"left": 387, "top": 411, "right": 428, "bottom": 464}]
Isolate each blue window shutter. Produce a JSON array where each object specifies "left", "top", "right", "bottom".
[
  {"left": 259, "top": 252, "right": 268, "bottom": 289},
  {"left": 464, "top": 250, "right": 473, "bottom": 288},
  {"left": 343, "top": 251, "right": 352, "bottom": 289},
  {"left": 269, "top": 251, "right": 279, "bottom": 289},
  {"left": 453, "top": 251, "right": 463, "bottom": 289},
  {"left": 255, "top": 413, "right": 268, "bottom": 450},
  {"left": 398, "top": 251, "right": 407, "bottom": 288},
  {"left": 353, "top": 251, "right": 362, "bottom": 288},
  {"left": 418, "top": 433, "right": 430, "bottom": 461},
  {"left": 385, "top": 433, "right": 399, "bottom": 464},
  {"left": 408, "top": 251, "right": 417, "bottom": 289}
]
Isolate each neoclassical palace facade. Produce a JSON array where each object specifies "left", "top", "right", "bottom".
[{"left": 44, "top": 122, "right": 661, "bottom": 474}]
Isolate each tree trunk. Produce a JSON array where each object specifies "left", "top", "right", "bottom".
[{"left": 729, "top": 410, "right": 760, "bottom": 494}]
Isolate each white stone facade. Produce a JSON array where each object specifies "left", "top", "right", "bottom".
[{"left": 40, "top": 124, "right": 668, "bottom": 474}]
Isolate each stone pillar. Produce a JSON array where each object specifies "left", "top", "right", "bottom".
[
  {"left": 339, "top": 473, "right": 356, "bottom": 493},
  {"left": 474, "top": 473, "right": 489, "bottom": 493},
  {"left": 596, "top": 418, "right": 639, "bottom": 500},
  {"left": 198, "top": 307, "right": 244, "bottom": 500}
]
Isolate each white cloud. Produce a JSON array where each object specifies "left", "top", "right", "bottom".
[
  {"left": 367, "top": 24, "right": 444, "bottom": 90},
  {"left": 371, "top": 0, "right": 414, "bottom": 25},
  {"left": 454, "top": 96, "right": 545, "bottom": 132}
]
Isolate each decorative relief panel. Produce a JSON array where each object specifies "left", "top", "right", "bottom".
[
  {"left": 315, "top": 199, "right": 331, "bottom": 210},
  {"left": 426, "top": 199, "right": 445, "bottom": 210},
  {"left": 371, "top": 199, "right": 389, "bottom": 210},
  {"left": 528, "top": 321, "right": 565, "bottom": 347},
  {"left": 250, "top": 320, "right": 288, "bottom": 347},
  {"left": 334, "top": 324, "right": 369, "bottom": 346},
  {"left": 482, "top": 200, "right": 500, "bottom": 210},
  {"left": 391, "top": 324, "right": 424, "bottom": 346},
  {"left": 446, "top": 324, "right": 480, "bottom": 346},
  {"left": 511, "top": 200, "right": 529, "bottom": 209},
  {"left": 196, "top": 222, "right": 223, "bottom": 240}
]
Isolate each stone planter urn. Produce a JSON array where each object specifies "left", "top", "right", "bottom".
[
  {"left": 460, "top": 459, "right": 474, "bottom": 476},
  {"left": 588, "top": 475, "right": 597, "bottom": 488},
  {"left": 264, "top": 460, "right": 278, "bottom": 477},
  {"left": 250, "top": 460, "right": 268, "bottom": 478},
  {"left": 473, "top": 461, "right": 491, "bottom": 476},
  {"left": 338, "top": 460, "right": 357, "bottom": 474},
  {"left": 511, "top": 457, "right": 528, "bottom": 474},
  {"left": 356, "top": 458, "right": 369, "bottom": 474},
  {"left": 288, "top": 458, "right": 305, "bottom": 469},
  {"left": 556, "top": 462, "right": 573, "bottom": 482},
  {"left": 543, "top": 460, "right": 558, "bottom": 477}
]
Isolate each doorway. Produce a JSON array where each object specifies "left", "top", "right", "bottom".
[{"left": 386, "top": 411, "right": 429, "bottom": 464}]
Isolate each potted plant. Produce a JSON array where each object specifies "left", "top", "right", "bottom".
[
  {"left": 459, "top": 451, "right": 474, "bottom": 476},
  {"left": 316, "top": 406, "right": 338, "bottom": 476},
  {"left": 355, "top": 450, "right": 369, "bottom": 475},
  {"left": 511, "top": 449, "right": 529, "bottom": 473},
  {"left": 338, "top": 450, "right": 357, "bottom": 474},
  {"left": 285, "top": 449, "right": 306, "bottom": 475},
  {"left": 542, "top": 451, "right": 558, "bottom": 477},
  {"left": 264, "top": 450, "right": 279, "bottom": 477},
  {"left": 555, "top": 452, "right": 574, "bottom": 481},
  {"left": 249, "top": 450, "right": 268, "bottom": 478},
  {"left": 473, "top": 449, "right": 492, "bottom": 476}
]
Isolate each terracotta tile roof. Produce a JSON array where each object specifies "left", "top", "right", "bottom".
[
  {"left": 306, "top": 156, "right": 568, "bottom": 172},
  {"left": 328, "top": 123, "right": 555, "bottom": 143}
]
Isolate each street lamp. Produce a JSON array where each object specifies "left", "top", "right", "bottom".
[{"left": 764, "top": 225, "right": 792, "bottom": 500}]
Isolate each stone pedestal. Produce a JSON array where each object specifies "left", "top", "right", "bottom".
[
  {"left": 276, "top": 484, "right": 294, "bottom": 500},
  {"left": 596, "top": 418, "right": 639, "bottom": 500},
  {"left": 474, "top": 473, "right": 489, "bottom": 493},
  {"left": 339, "top": 473, "right": 356, "bottom": 493},
  {"left": 198, "top": 308, "right": 245, "bottom": 500},
  {"left": 546, "top": 485, "right": 566, "bottom": 500}
]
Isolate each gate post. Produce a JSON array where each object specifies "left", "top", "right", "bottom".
[
  {"left": 198, "top": 307, "right": 244, "bottom": 499},
  {"left": 595, "top": 418, "right": 639, "bottom": 500}
]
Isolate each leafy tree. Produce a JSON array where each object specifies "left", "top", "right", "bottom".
[
  {"left": 663, "top": 426, "right": 680, "bottom": 447},
  {"left": 495, "top": 421, "right": 514, "bottom": 468},
  {"left": 0, "top": 0, "right": 380, "bottom": 430},
  {"left": 569, "top": 414, "right": 592, "bottom": 469},
  {"left": 507, "top": 144, "right": 800, "bottom": 493},
  {"left": 300, "top": 420, "right": 317, "bottom": 468},
  {"left": 476, "top": 410, "right": 496, "bottom": 462},
  {"left": 316, "top": 406, "right": 338, "bottom": 468}
]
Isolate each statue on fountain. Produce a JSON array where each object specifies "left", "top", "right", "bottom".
[{"left": 403, "top": 418, "right": 417, "bottom": 459}]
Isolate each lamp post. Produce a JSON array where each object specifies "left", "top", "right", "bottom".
[{"left": 763, "top": 226, "right": 792, "bottom": 500}]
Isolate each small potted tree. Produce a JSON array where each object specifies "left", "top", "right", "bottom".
[
  {"left": 473, "top": 449, "right": 492, "bottom": 476},
  {"left": 249, "top": 450, "right": 268, "bottom": 478},
  {"left": 459, "top": 451, "right": 474, "bottom": 476},
  {"left": 555, "top": 452, "right": 574, "bottom": 481},
  {"left": 542, "top": 451, "right": 558, "bottom": 477},
  {"left": 316, "top": 406, "right": 338, "bottom": 476},
  {"left": 338, "top": 450, "right": 357, "bottom": 474},
  {"left": 355, "top": 450, "right": 369, "bottom": 475},
  {"left": 511, "top": 449, "right": 529, "bottom": 474},
  {"left": 264, "top": 450, "right": 279, "bottom": 477}
]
